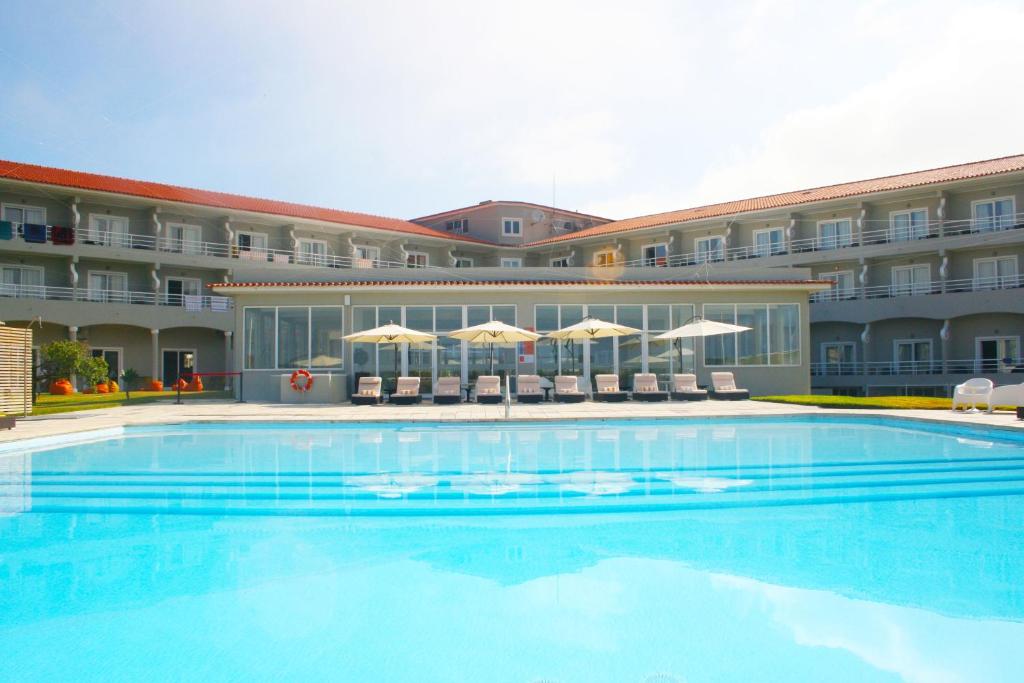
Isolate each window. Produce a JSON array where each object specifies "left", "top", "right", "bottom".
[
  {"left": 296, "top": 238, "right": 328, "bottom": 266},
  {"left": 555, "top": 220, "right": 576, "bottom": 231},
  {"left": 890, "top": 209, "right": 929, "bottom": 241},
  {"left": 90, "top": 348, "right": 122, "bottom": 382},
  {"left": 445, "top": 218, "right": 469, "bottom": 233},
  {"left": 818, "top": 219, "right": 853, "bottom": 250},
  {"left": 891, "top": 264, "right": 931, "bottom": 296},
  {"left": 642, "top": 243, "right": 668, "bottom": 267},
  {"left": 235, "top": 231, "right": 268, "bottom": 260},
  {"left": 0, "top": 264, "right": 44, "bottom": 296},
  {"left": 353, "top": 245, "right": 380, "bottom": 267},
  {"left": 166, "top": 223, "right": 203, "bottom": 255},
  {"left": 550, "top": 256, "right": 571, "bottom": 267},
  {"left": 819, "top": 271, "right": 856, "bottom": 301},
  {"left": 703, "top": 303, "right": 800, "bottom": 366},
  {"left": 594, "top": 250, "right": 617, "bottom": 267},
  {"left": 694, "top": 236, "right": 725, "bottom": 263},
  {"left": 502, "top": 218, "right": 522, "bottom": 236},
  {"left": 753, "top": 228, "right": 785, "bottom": 257},
  {"left": 893, "top": 339, "right": 932, "bottom": 374},
  {"left": 976, "top": 336, "right": 1020, "bottom": 373},
  {"left": 500, "top": 257, "right": 522, "bottom": 268},
  {"left": 86, "top": 214, "right": 130, "bottom": 247},
  {"left": 453, "top": 257, "right": 474, "bottom": 268},
  {"left": 821, "top": 343, "right": 856, "bottom": 373},
  {"left": 406, "top": 251, "right": 428, "bottom": 268},
  {"left": 87, "top": 271, "right": 128, "bottom": 303},
  {"left": 1, "top": 203, "right": 45, "bottom": 227},
  {"left": 243, "top": 306, "right": 344, "bottom": 370},
  {"left": 972, "top": 197, "right": 1016, "bottom": 232},
  {"left": 165, "top": 277, "right": 202, "bottom": 306},
  {"left": 973, "top": 256, "right": 1018, "bottom": 289}
]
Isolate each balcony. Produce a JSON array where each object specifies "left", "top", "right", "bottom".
[
  {"left": 810, "top": 273, "right": 1024, "bottom": 303},
  {"left": 811, "top": 358, "right": 1024, "bottom": 377},
  {"left": 0, "top": 283, "right": 233, "bottom": 311}
]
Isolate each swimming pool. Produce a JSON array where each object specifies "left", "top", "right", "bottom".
[{"left": 2, "top": 417, "right": 1023, "bottom": 681}]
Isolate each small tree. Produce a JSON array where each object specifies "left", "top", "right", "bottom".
[
  {"left": 121, "top": 368, "right": 140, "bottom": 400},
  {"left": 78, "top": 356, "right": 110, "bottom": 389},
  {"left": 39, "top": 340, "right": 89, "bottom": 384}
]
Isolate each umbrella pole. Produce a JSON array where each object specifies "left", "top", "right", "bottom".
[{"left": 394, "top": 342, "right": 399, "bottom": 391}]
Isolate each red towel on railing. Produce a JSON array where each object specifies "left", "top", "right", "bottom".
[{"left": 51, "top": 225, "right": 75, "bottom": 245}]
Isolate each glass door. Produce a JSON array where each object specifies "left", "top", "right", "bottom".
[
  {"left": 821, "top": 342, "right": 855, "bottom": 374},
  {"left": 162, "top": 349, "right": 196, "bottom": 387},
  {"left": 88, "top": 272, "right": 128, "bottom": 303},
  {"left": 894, "top": 340, "right": 931, "bottom": 374},
  {"left": 236, "top": 232, "right": 268, "bottom": 260},
  {"left": 976, "top": 337, "right": 1019, "bottom": 373},
  {"left": 91, "top": 349, "right": 122, "bottom": 382},
  {"left": 892, "top": 264, "right": 931, "bottom": 296},
  {"left": 165, "top": 277, "right": 201, "bottom": 306}
]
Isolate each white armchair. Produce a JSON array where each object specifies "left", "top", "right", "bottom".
[
  {"left": 986, "top": 382, "right": 1024, "bottom": 413},
  {"left": 952, "top": 378, "right": 994, "bottom": 412}
]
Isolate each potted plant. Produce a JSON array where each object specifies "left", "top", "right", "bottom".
[
  {"left": 121, "top": 368, "right": 140, "bottom": 401},
  {"left": 78, "top": 356, "right": 110, "bottom": 394}
]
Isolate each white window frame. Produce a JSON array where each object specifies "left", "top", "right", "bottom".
[
  {"left": 406, "top": 251, "right": 429, "bottom": 268},
  {"left": 1, "top": 202, "right": 47, "bottom": 226},
  {"left": 820, "top": 342, "right": 856, "bottom": 373},
  {"left": 165, "top": 222, "right": 204, "bottom": 255},
  {"left": 162, "top": 348, "right": 198, "bottom": 384},
  {"left": 593, "top": 249, "right": 617, "bottom": 267},
  {"left": 500, "top": 257, "right": 523, "bottom": 268},
  {"left": 752, "top": 227, "right": 786, "bottom": 257},
  {"left": 90, "top": 347, "right": 124, "bottom": 380},
  {"left": 642, "top": 242, "right": 669, "bottom": 267},
  {"left": 971, "top": 196, "right": 1017, "bottom": 232},
  {"left": 694, "top": 236, "right": 725, "bottom": 263},
  {"left": 87, "top": 269, "right": 129, "bottom": 303},
  {"left": 296, "top": 238, "right": 328, "bottom": 266},
  {"left": 974, "top": 335, "right": 1021, "bottom": 373},
  {"left": 891, "top": 263, "right": 931, "bottom": 296},
  {"left": 0, "top": 263, "right": 45, "bottom": 297},
  {"left": 86, "top": 213, "right": 131, "bottom": 247},
  {"left": 889, "top": 208, "right": 929, "bottom": 242},
  {"left": 453, "top": 257, "right": 474, "bottom": 268},
  {"left": 700, "top": 302, "right": 802, "bottom": 368},
  {"left": 502, "top": 218, "right": 522, "bottom": 236},
  {"left": 819, "top": 270, "right": 856, "bottom": 300},
  {"left": 892, "top": 338, "right": 933, "bottom": 374},
  {"left": 353, "top": 244, "right": 380, "bottom": 267},
  {"left": 972, "top": 255, "right": 1018, "bottom": 290},
  {"left": 817, "top": 218, "right": 854, "bottom": 250},
  {"left": 445, "top": 218, "right": 469, "bottom": 233},
  {"left": 164, "top": 276, "right": 203, "bottom": 306},
  {"left": 235, "top": 230, "right": 268, "bottom": 252},
  {"left": 550, "top": 256, "right": 571, "bottom": 267}
]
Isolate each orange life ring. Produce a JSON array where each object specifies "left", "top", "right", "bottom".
[{"left": 290, "top": 369, "right": 314, "bottom": 392}]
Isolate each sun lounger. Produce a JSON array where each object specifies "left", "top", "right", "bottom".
[
  {"left": 351, "top": 376, "right": 382, "bottom": 405},
  {"left": 475, "top": 375, "right": 503, "bottom": 404},
  {"left": 952, "top": 378, "right": 993, "bottom": 412},
  {"left": 987, "top": 381, "right": 1024, "bottom": 413},
  {"left": 594, "top": 374, "right": 628, "bottom": 402},
  {"left": 671, "top": 374, "right": 708, "bottom": 401},
  {"left": 710, "top": 372, "right": 750, "bottom": 400},
  {"left": 516, "top": 374, "right": 544, "bottom": 403},
  {"left": 632, "top": 373, "right": 668, "bottom": 402},
  {"left": 554, "top": 375, "right": 585, "bottom": 403},
  {"left": 388, "top": 376, "right": 422, "bottom": 405},
  {"left": 433, "top": 376, "right": 462, "bottom": 405}
]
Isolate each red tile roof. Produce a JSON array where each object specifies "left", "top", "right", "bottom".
[
  {"left": 412, "top": 200, "right": 610, "bottom": 223},
  {"left": 0, "top": 159, "right": 490, "bottom": 244},
  {"left": 211, "top": 278, "right": 829, "bottom": 289},
  {"left": 526, "top": 154, "right": 1024, "bottom": 246}
]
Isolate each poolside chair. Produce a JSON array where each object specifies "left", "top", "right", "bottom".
[
  {"left": 388, "top": 377, "right": 422, "bottom": 405},
  {"left": 475, "top": 375, "right": 504, "bottom": 404},
  {"left": 632, "top": 373, "right": 668, "bottom": 402},
  {"left": 351, "top": 376, "right": 382, "bottom": 405},
  {"left": 516, "top": 374, "right": 544, "bottom": 403},
  {"left": 952, "top": 378, "right": 994, "bottom": 412},
  {"left": 554, "top": 375, "right": 585, "bottom": 403},
  {"left": 594, "top": 374, "right": 628, "bottom": 402},
  {"left": 671, "top": 374, "right": 708, "bottom": 401},
  {"left": 433, "top": 376, "right": 462, "bottom": 405},
  {"left": 710, "top": 372, "right": 750, "bottom": 400},
  {"left": 987, "top": 381, "right": 1024, "bottom": 413}
]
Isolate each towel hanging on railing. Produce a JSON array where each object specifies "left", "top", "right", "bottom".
[
  {"left": 23, "top": 223, "right": 47, "bottom": 243},
  {"left": 0, "top": 220, "right": 13, "bottom": 240},
  {"left": 51, "top": 225, "right": 75, "bottom": 245}
]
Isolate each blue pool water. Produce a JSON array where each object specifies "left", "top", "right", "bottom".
[{"left": 1, "top": 417, "right": 1023, "bottom": 681}]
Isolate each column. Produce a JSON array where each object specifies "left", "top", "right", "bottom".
[
  {"left": 150, "top": 329, "right": 160, "bottom": 383},
  {"left": 223, "top": 331, "right": 233, "bottom": 392},
  {"left": 68, "top": 326, "right": 79, "bottom": 388}
]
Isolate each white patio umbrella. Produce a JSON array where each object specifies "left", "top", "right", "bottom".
[
  {"left": 545, "top": 317, "right": 641, "bottom": 374},
  {"left": 655, "top": 317, "right": 751, "bottom": 368},
  {"left": 343, "top": 322, "right": 436, "bottom": 387},
  {"left": 447, "top": 320, "right": 540, "bottom": 375}
]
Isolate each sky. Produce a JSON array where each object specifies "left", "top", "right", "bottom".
[{"left": 1, "top": 0, "right": 1023, "bottom": 221}]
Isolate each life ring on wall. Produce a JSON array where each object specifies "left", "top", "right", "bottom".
[{"left": 290, "top": 369, "right": 314, "bottom": 393}]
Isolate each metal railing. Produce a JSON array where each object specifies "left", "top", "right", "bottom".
[
  {"left": 810, "top": 273, "right": 1024, "bottom": 303},
  {"left": 0, "top": 283, "right": 233, "bottom": 310},
  {"left": 811, "top": 358, "right": 1024, "bottom": 376}
]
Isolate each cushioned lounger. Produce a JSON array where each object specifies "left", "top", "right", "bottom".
[
  {"left": 351, "top": 376, "right": 383, "bottom": 405},
  {"left": 632, "top": 373, "right": 668, "bottom": 402},
  {"left": 594, "top": 374, "right": 628, "bottom": 402},
  {"left": 475, "top": 375, "right": 503, "bottom": 404},
  {"left": 389, "top": 377, "right": 423, "bottom": 405},
  {"left": 516, "top": 374, "right": 544, "bottom": 403},
  {"left": 433, "top": 376, "right": 462, "bottom": 405},
  {"left": 710, "top": 372, "right": 750, "bottom": 400},
  {"left": 554, "top": 375, "right": 585, "bottom": 403},
  {"left": 671, "top": 374, "right": 708, "bottom": 401}
]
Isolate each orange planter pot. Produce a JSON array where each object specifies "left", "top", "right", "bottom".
[
  {"left": 186, "top": 379, "right": 204, "bottom": 392},
  {"left": 50, "top": 379, "right": 74, "bottom": 395},
  {"left": 108, "top": 381, "right": 119, "bottom": 393},
  {"left": 96, "top": 384, "right": 109, "bottom": 394},
  {"left": 172, "top": 379, "right": 188, "bottom": 391},
  {"left": 148, "top": 380, "right": 164, "bottom": 392}
]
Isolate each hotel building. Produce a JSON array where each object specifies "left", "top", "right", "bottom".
[{"left": 1, "top": 155, "right": 1021, "bottom": 401}]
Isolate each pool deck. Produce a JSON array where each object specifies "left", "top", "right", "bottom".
[{"left": 2, "top": 398, "right": 1022, "bottom": 445}]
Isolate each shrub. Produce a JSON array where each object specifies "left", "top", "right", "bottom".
[{"left": 77, "top": 355, "right": 110, "bottom": 390}]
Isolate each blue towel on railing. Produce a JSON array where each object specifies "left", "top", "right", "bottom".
[
  {"left": 0, "top": 220, "right": 12, "bottom": 240},
  {"left": 23, "top": 223, "right": 47, "bottom": 243}
]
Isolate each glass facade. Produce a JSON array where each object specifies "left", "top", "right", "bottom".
[
  {"left": 243, "top": 306, "right": 343, "bottom": 370},
  {"left": 703, "top": 303, "right": 800, "bottom": 367}
]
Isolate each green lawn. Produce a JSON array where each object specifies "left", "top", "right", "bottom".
[
  {"left": 26, "top": 390, "right": 233, "bottom": 416},
  {"left": 754, "top": 394, "right": 1016, "bottom": 411}
]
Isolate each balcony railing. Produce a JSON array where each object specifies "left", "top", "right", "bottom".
[
  {"left": 0, "top": 283, "right": 232, "bottom": 311},
  {"left": 811, "top": 358, "right": 1024, "bottom": 376},
  {"left": 810, "top": 273, "right": 1024, "bottom": 303}
]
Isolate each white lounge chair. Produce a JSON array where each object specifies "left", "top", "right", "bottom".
[
  {"left": 475, "top": 375, "right": 503, "bottom": 404},
  {"left": 388, "top": 377, "right": 422, "bottom": 405},
  {"left": 516, "top": 374, "right": 544, "bottom": 403},
  {"left": 632, "top": 373, "right": 668, "bottom": 402},
  {"left": 433, "top": 376, "right": 462, "bottom": 405},
  {"left": 594, "top": 374, "right": 628, "bottom": 402},
  {"left": 987, "top": 381, "right": 1024, "bottom": 413},
  {"left": 952, "top": 378, "right": 994, "bottom": 412},
  {"left": 710, "top": 372, "right": 750, "bottom": 400},
  {"left": 554, "top": 375, "right": 585, "bottom": 403},
  {"left": 351, "top": 376, "right": 382, "bottom": 405},
  {"left": 671, "top": 374, "right": 708, "bottom": 401}
]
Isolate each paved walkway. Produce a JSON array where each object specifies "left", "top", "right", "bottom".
[{"left": 2, "top": 398, "right": 1022, "bottom": 445}]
